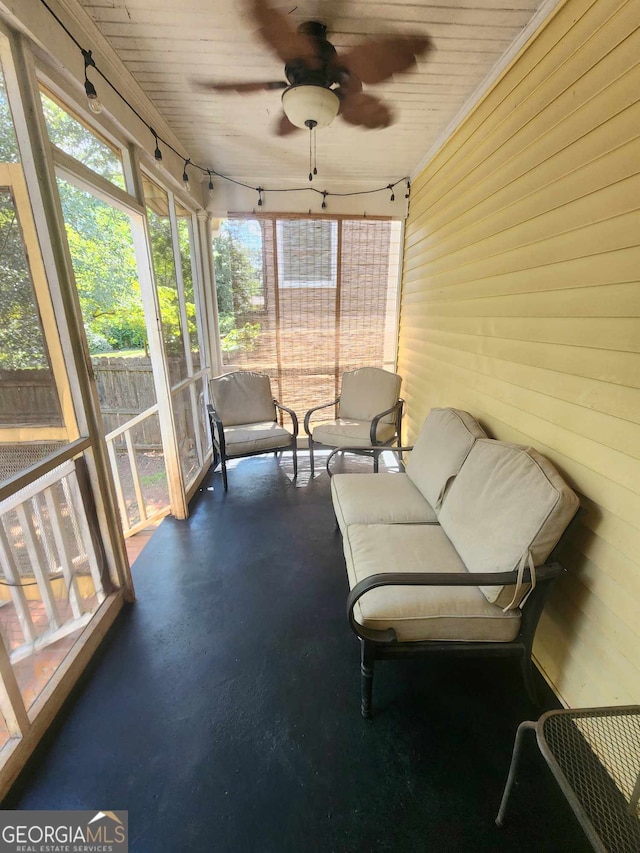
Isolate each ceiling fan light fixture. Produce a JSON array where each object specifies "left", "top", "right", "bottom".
[{"left": 281, "top": 85, "right": 340, "bottom": 129}]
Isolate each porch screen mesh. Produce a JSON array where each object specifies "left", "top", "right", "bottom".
[{"left": 213, "top": 216, "right": 402, "bottom": 415}]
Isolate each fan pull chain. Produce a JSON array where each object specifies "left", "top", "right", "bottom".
[{"left": 306, "top": 119, "right": 318, "bottom": 181}]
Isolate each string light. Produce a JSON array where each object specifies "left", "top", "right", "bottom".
[
  {"left": 37, "top": 0, "right": 412, "bottom": 207},
  {"left": 150, "top": 127, "right": 163, "bottom": 165},
  {"left": 208, "top": 171, "right": 215, "bottom": 198},
  {"left": 81, "top": 48, "right": 102, "bottom": 114},
  {"left": 182, "top": 158, "right": 191, "bottom": 192}
]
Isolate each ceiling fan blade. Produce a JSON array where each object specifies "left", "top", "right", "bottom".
[
  {"left": 247, "top": 0, "right": 318, "bottom": 65},
  {"left": 194, "top": 80, "right": 287, "bottom": 93},
  {"left": 275, "top": 112, "right": 300, "bottom": 136},
  {"left": 337, "top": 34, "right": 431, "bottom": 85},
  {"left": 338, "top": 92, "right": 393, "bottom": 129}
]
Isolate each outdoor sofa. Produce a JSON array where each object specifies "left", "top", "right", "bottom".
[{"left": 329, "top": 408, "right": 580, "bottom": 717}]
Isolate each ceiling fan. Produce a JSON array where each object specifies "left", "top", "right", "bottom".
[{"left": 196, "top": 0, "right": 431, "bottom": 136}]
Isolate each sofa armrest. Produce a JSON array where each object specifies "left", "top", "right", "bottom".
[
  {"left": 326, "top": 444, "right": 415, "bottom": 476},
  {"left": 274, "top": 400, "right": 299, "bottom": 438},
  {"left": 347, "top": 563, "right": 566, "bottom": 643},
  {"left": 304, "top": 397, "right": 341, "bottom": 437}
]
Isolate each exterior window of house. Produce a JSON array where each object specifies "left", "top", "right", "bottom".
[{"left": 276, "top": 219, "right": 337, "bottom": 288}]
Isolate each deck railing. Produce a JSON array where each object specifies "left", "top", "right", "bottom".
[{"left": 0, "top": 455, "right": 106, "bottom": 666}]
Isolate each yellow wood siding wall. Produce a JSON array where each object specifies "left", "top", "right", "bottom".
[{"left": 398, "top": 0, "right": 640, "bottom": 706}]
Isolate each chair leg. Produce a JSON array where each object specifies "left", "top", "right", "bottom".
[
  {"left": 221, "top": 455, "right": 229, "bottom": 491},
  {"left": 292, "top": 444, "right": 298, "bottom": 479},
  {"left": 496, "top": 720, "right": 536, "bottom": 827},
  {"left": 309, "top": 439, "right": 315, "bottom": 477},
  {"left": 373, "top": 449, "right": 380, "bottom": 473},
  {"left": 360, "top": 639, "right": 375, "bottom": 719}
]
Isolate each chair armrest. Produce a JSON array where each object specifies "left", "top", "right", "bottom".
[
  {"left": 303, "top": 397, "right": 341, "bottom": 437},
  {"left": 274, "top": 400, "right": 299, "bottom": 437},
  {"left": 347, "top": 563, "right": 567, "bottom": 643},
  {"left": 206, "top": 403, "right": 226, "bottom": 454},
  {"left": 326, "top": 444, "right": 415, "bottom": 476},
  {"left": 370, "top": 398, "right": 404, "bottom": 445}
]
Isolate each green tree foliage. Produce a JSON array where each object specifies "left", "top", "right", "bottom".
[{"left": 213, "top": 220, "right": 262, "bottom": 353}]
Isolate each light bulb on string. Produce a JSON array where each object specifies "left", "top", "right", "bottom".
[
  {"left": 150, "top": 128, "right": 163, "bottom": 167},
  {"left": 81, "top": 49, "right": 102, "bottom": 114},
  {"left": 388, "top": 184, "right": 395, "bottom": 203},
  {"left": 321, "top": 191, "right": 327, "bottom": 210},
  {"left": 405, "top": 180, "right": 411, "bottom": 199},
  {"left": 257, "top": 187, "right": 264, "bottom": 207},
  {"left": 207, "top": 171, "right": 215, "bottom": 199},
  {"left": 182, "top": 158, "right": 191, "bottom": 193}
]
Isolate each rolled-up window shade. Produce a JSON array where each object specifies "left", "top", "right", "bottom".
[{"left": 213, "top": 215, "right": 402, "bottom": 416}]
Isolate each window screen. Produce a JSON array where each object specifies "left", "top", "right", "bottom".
[{"left": 213, "top": 216, "right": 401, "bottom": 416}]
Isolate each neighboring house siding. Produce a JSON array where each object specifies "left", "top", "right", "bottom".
[{"left": 398, "top": 0, "right": 640, "bottom": 706}]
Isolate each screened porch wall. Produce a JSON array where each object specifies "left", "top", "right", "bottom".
[{"left": 217, "top": 216, "right": 402, "bottom": 417}]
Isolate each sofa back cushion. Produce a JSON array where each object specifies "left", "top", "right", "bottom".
[
  {"left": 339, "top": 368, "right": 401, "bottom": 424},
  {"left": 438, "top": 439, "right": 579, "bottom": 608},
  {"left": 405, "top": 408, "right": 486, "bottom": 512},
  {"left": 210, "top": 372, "right": 275, "bottom": 426}
]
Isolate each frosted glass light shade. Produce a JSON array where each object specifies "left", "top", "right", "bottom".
[{"left": 281, "top": 85, "right": 340, "bottom": 129}]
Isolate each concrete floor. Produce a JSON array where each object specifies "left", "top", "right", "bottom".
[{"left": 5, "top": 453, "right": 591, "bottom": 852}]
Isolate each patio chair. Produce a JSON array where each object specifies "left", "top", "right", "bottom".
[
  {"left": 207, "top": 371, "right": 298, "bottom": 490},
  {"left": 303, "top": 367, "right": 403, "bottom": 477}
]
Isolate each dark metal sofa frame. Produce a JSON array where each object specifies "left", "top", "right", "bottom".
[
  {"left": 304, "top": 397, "right": 404, "bottom": 477},
  {"left": 347, "top": 560, "right": 567, "bottom": 718},
  {"left": 207, "top": 400, "right": 298, "bottom": 491}
]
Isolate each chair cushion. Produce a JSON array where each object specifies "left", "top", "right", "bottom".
[
  {"left": 339, "top": 368, "right": 401, "bottom": 424},
  {"left": 211, "top": 372, "right": 275, "bottom": 426},
  {"left": 221, "top": 422, "right": 293, "bottom": 456},
  {"left": 438, "top": 440, "right": 579, "bottom": 608},
  {"left": 405, "top": 408, "right": 486, "bottom": 512},
  {"left": 312, "top": 419, "right": 396, "bottom": 447},
  {"left": 331, "top": 473, "right": 438, "bottom": 534},
  {"left": 343, "top": 524, "right": 521, "bottom": 643}
]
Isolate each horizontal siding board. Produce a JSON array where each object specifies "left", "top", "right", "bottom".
[
  {"left": 401, "top": 247, "right": 640, "bottom": 301},
  {"left": 411, "top": 0, "right": 633, "bottom": 204}
]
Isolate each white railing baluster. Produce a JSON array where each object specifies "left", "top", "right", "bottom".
[
  {"left": 14, "top": 504, "right": 61, "bottom": 631},
  {"left": 0, "top": 519, "right": 37, "bottom": 645},
  {"left": 43, "top": 487, "right": 85, "bottom": 620},
  {"left": 125, "top": 429, "right": 147, "bottom": 526},
  {"left": 65, "top": 469, "right": 106, "bottom": 605},
  {"left": 106, "top": 439, "right": 130, "bottom": 532}
]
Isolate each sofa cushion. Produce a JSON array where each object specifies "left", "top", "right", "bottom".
[
  {"left": 405, "top": 408, "right": 486, "bottom": 512},
  {"left": 331, "top": 473, "right": 438, "bottom": 534},
  {"left": 221, "top": 421, "right": 293, "bottom": 456},
  {"left": 343, "top": 524, "right": 521, "bottom": 643},
  {"left": 312, "top": 418, "right": 396, "bottom": 447},
  {"left": 438, "top": 439, "right": 579, "bottom": 608},
  {"left": 211, "top": 372, "right": 275, "bottom": 426},
  {"left": 339, "top": 368, "right": 401, "bottom": 424}
]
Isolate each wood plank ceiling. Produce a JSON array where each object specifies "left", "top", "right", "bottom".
[{"left": 78, "top": 0, "right": 550, "bottom": 192}]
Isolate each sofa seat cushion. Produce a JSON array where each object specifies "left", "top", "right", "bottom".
[
  {"left": 405, "top": 408, "right": 487, "bottom": 513},
  {"left": 222, "top": 421, "right": 293, "bottom": 456},
  {"left": 331, "top": 473, "right": 438, "bottom": 533},
  {"left": 438, "top": 440, "right": 580, "bottom": 609},
  {"left": 312, "top": 418, "right": 396, "bottom": 447},
  {"left": 343, "top": 524, "right": 521, "bottom": 643}
]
